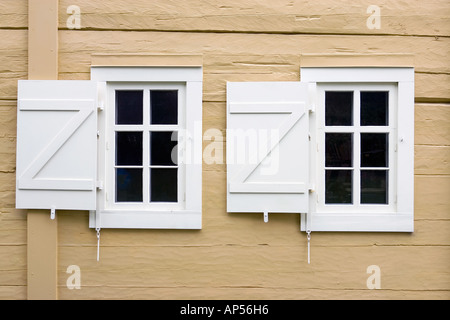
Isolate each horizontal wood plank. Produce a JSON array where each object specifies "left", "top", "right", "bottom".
[
  {"left": 415, "top": 145, "right": 450, "bottom": 175},
  {"left": 56, "top": 245, "right": 450, "bottom": 292},
  {"left": 57, "top": 211, "right": 450, "bottom": 249},
  {"left": 57, "top": 0, "right": 450, "bottom": 36},
  {"left": 0, "top": 0, "right": 27, "bottom": 29},
  {"left": 57, "top": 32, "right": 450, "bottom": 73},
  {"left": 57, "top": 285, "right": 450, "bottom": 300},
  {"left": 415, "top": 104, "right": 450, "bottom": 146}
]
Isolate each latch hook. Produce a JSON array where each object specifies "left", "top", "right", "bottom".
[
  {"left": 96, "top": 227, "right": 101, "bottom": 262},
  {"left": 306, "top": 230, "right": 311, "bottom": 264}
]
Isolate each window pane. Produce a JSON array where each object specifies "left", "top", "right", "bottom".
[
  {"left": 361, "top": 91, "right": 388, "bottom": 126},
  {"left": 151, "top": 168, "right": 178, "bottom": 202},
  {"left": 361, "top": 133, "right": 388, "bottom": 167},
  {"left": 116, "top": 132, "right": 143, "bottom": 165},
  {"left": 325, "top": 170, "right": 352, "bottom": 204},
  {"left": 361, "top": 170, "right": 388, "bottom": 204},
  {"left": 116, "top": 168, "right": 143, "bottom": 202},
  {"left": 150, "top": 90, "right": 178, "bottom": 125},
  {"left": 325, "top": 91, "right": 353, "bottom": 126},
  {"left": 326, "top": 133, "right": 353, "bottom": 167},
  {"left": 116, "top": 90, "right": 143, "bottom": 125},
  {"left": 150, "top": 131, "right": 178, "bottom": 165},
  {"left": 116, "top": 132, "right": 142, "bottom": 166}
]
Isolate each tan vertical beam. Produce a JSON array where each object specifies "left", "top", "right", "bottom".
[
  {"left": 28, "top": 0, "right": 58, "bottom": 79},
  {"left": 27, "top": 211, "right": 58, "bottom": 299},
  {"left": 27, "top": 0, "right": 59, "bottom": 300}
]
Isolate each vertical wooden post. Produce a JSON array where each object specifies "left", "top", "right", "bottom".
[
  {"left": 27, "top": 211, "right": 58, "bottom": 299},
  {"left": 28, "top": 0, "right": 58, "bottom": 79},
  {"left": 27, "top": 0, "right": 59, "bottom": 300}
]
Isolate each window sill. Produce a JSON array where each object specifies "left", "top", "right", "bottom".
[
  {"left": 89, "top": 209, "right": 202, "bottom": 229},
  {"left": 301, "top": 212, "right": 414, "bottom": 232}
]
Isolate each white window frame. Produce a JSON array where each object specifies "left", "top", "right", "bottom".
[
  {"left": 90, "top": 67, "right": 202, "bottom": 229},
  {"left": 301, "top": 67, "right": 414, "bottom": 232}
]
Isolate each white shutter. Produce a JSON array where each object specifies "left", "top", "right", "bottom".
[
  {"left": 16, "top": 80, "right": 98, "bottom": 211},
  {"left": 226, "top": 82, "right": 310, "bottom": 214}
]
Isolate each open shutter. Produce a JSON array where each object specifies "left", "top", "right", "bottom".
[
  {"left": 226, "top": 82, "right": 310, "bottom": 214},
  {"left": 16, "top": 80, "right": 97, "bottom": 211}
]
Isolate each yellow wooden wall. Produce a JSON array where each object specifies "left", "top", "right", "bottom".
[{"left": 0, "top": 0, "right": 449, "bottom": 299}]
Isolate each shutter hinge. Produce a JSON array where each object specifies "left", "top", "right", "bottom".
[
  {"left": 96, "top": 180, "right": 104, "bottom": 190},
  {"left": 50, "top": 206, "right": 56, "bottom": 220},
  {"left": 98, "top": 102, "right": 104, "bottom": 111},
  {"left": 308, "top": 104, "right": 315, "bottom": 113}
]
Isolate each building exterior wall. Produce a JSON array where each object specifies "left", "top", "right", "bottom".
[{"left": 0, "top": 0, "right": 449, "bottom": 299}]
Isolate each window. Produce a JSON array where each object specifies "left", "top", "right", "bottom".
[
  {"left": 226, "top": 67, "right": 414, "bottom": 232},
  {"left": 15, "top": 64, "right": 203, "bottom": 230},
  {"left": 301, "top": 67, "right": 414, "bottom": 232},
  {"left": 92, "top": 67, "right": 203, "bottom": 229}
]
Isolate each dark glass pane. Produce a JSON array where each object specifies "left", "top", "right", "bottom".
[
  {"left": 150, "top": 131, "right": 178, "bottom": 165},
  {"left": 325, "top": 170, "right": 352, "bottom": 204},
  {"left": 325, "top": 91, "right": 353, "bottom": 126},
  {"left": 361, "top": 170, "right": 388, "bottom": 204},
  {"left": 116, "top": 168, "right": 143, "bottom": 202},
  {"left": 151, "top": 168, "right": 178, "bottom": 202},
  {"left": 116, "top": 132, "right": 143, "bottom": 165},
  {"left": 361, "top": 91, "right": 388, "bottom": 126},
  {"left": 361, "top": 133, "right": 388, "bottom": 167},
  {"left": 150, "top": 90, "right": 178, "bottom": 125},
  {"left": 325, "top": 133, "right": 353, "bottom": 167},
  {"left": 116, "top": 90, "right": 143, "bottom": 125}
]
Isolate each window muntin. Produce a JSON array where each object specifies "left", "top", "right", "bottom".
[
  {"left": 107, "top": 83, "right": 185, "bottom": 210},
  {"left": 318, "top": 83, "right": 397, "bottom": 213}
]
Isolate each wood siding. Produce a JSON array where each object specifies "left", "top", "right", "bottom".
[{"left": 0, "top": 0, "right": 449, "bottom": 299}]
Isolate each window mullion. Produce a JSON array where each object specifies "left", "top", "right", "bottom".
[
  {"left": 143, "top": 88, "right": 150, "bottom": 205},
  {"left": 354, "top": 90, "right": 361, "bottom": 206}
]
